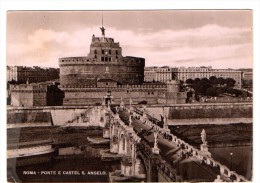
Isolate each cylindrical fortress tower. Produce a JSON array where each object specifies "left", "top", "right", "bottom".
[{"left": 59, "top": 33, "right": 145, "bottom": 87}]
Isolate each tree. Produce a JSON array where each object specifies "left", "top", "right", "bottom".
[
  {"left": 186, "top": 91, "right": 193, "bottom": 103},
  {"left": 206, "top": 87, "right": 217, "bottom": 97},
  {"left": 201, "top": 78, "right": 209, "bottom": 83},
  {"left": 225, "top": 78, "right": 236, "bottom": 87},
  {"left": 186, "top": 78, "right": 194, "bottom": 85},
  {"left": 217, "top": 77, "right": 225, "bottom": 86},
  {"left": 197, "top": 81, "right": 211, "bottom": 95},
  {"left": 179, "top": 80, "right": 184, "bottom": 90},
  {"left": 209, "top": 76, "right": 219, "bottom": 86},
  {"left": 226, "top": 87, "right": 235, "bottom": 95},
  {"left": 215, "top": 87, "right": 224, "bottom": 96},
  {"left": 209, "top": 76, "right": 217, "bottom": 82},
  {"left": 194, "top": 78, "right": 201, "bottom": 84},
  {"left": 8, "top": 80, "right": 18, "bottom": 85},
  {"left": 233, "top": 89, "right": 243, "bottom": 97},
  {"left": 215, "top": 77, "right": 225, "bottom": 85}
]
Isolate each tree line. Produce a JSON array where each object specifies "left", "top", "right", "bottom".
[{"left": 185, "top": 76, "right": 251, "bottom": 100}]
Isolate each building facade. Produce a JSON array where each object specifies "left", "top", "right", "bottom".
[
  {"left": 212, "top": 68, "right": 242, "bottom": 88},
  {"left": 144, "top": 66, "right": 242, "bottom": 88},
  {"left": 144, "top": 67, "right": 157, "bottom": 82},
  {"left": 144, "top": 66, "right": 172, "bottom": 82},
  {"left": 7, "top": 66, "right": 59, "bottom": 84},
  {"left": 238, "top": 69, "right": 253, "bottom": 81},
  {"left": 177, "top": 66, "right": 212, "bottom": 82}
]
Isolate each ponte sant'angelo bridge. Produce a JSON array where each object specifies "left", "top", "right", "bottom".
[
  {"left": 97, "top": 99, "right": 249, "bottom": 182},
  {"left": 7, "top": 99, "right": 250, "bottom": 182}
]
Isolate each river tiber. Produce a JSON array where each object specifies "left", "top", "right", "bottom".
[{"left": 7, "top": 11, "right": 253, "bottom": 182}]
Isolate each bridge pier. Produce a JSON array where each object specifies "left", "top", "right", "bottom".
[
  {"left": 110, "top": 129, "right": 119, "bottom": 154},
  {"left": 121, "top": 156, "right": 133, "bottom": 177}
]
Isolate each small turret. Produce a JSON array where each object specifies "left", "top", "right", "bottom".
[{"left": 167, "top": 80, "right": 181, "bottom": 93}]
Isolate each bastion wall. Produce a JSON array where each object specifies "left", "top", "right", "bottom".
[
  {"left": 61, "top": 86, "right": 167, "bottom": 105},
  {"left": 145, "top": 103, "right": 253, "bottom": 120}
]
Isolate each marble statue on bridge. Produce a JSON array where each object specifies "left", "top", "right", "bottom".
[
  {"left": 120, "top": 97, "right": 124, "bottom": 108},
  {"left": 152, "top": 131, "right": 160, "bottom": 154},
  {"left": 201, "top": 129, "right": 207, "bottom": 145},
  {"left": 200, "top": 129, "right": 211, "bottom": 157}
]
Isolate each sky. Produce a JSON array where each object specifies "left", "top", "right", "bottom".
[{"left": 6, "top": 10, "right": 253, "bottom": 69}]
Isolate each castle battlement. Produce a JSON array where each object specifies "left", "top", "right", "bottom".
[
  {"left": 60, "top": 84, "right": 167, "bottom": 90},
  {"left": 59, "top": 56, "right": 144, "bottom": 65}
]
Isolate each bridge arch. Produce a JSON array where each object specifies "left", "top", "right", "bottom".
[{"left": 135, "top": 151, "right": 148, "bottom": 182}]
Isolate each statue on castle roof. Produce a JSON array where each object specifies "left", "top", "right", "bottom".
[{"left": 100, "top": 26, "right": 106, "bottom": 36}]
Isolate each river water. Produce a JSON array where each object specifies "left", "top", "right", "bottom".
[
  {"left": 209, "top": 146, "right": 252, "bottom": 180},
  {"left": 13, "top": 145, "right": 121, "bottom": 182}
]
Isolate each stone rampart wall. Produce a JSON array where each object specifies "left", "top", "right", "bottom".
[
  {"left": 7, "top": 112, "right": 52, "bottom": 124},
  {"left": 145, "top": 103, "right": 252, "bottom": 120},
  {"left": 60, "top": 85, "right": 168, "bottom": 105},
  {"left": 168, "top": 106, "right": 252, "bottom": 119},
  {"left": 11, "top": 90, "right": 47, "bottom": 107},
  {"left": 7, "top": 107, "right": 96, "bottom": 127},
  {"left": 62, "top": 89, "right": 164, "bottom": 105}
]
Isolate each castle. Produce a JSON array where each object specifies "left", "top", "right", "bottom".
[
  {"left": 59, "top": 27, "right": 144, "bottom": 87},
  {"left": 8, "top": 25, "right": 187, "bottom": 107},
  {"left": 58, "top": 26, "right": 186, "bottom": 106}
]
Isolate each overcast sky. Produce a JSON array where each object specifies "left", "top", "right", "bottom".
[{"left": 7, "top": 10, "right": 253, "bottom": 69}]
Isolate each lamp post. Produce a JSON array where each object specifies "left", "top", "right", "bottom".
[{"left": 230, "top": 152, "right": 233, "bottom": 171}]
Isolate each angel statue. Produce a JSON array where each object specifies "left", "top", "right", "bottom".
[
  {"left": 201, "top": 129, "right": 207, "bottom": 145},
  {"left": 154, "top": 132, "right": 159, "bottom": 149}
]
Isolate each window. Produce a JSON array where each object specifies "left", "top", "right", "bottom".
[
  {"left": 109, "top": 50, "right": 111, "bottom": 54},
  {"left": 102, "top": 50, "right": 105, "bottom": 54},
  {"left": 101, "top": 57, "right": 104, "bottom": 61},
  {"left": 94, "top": 50, "right": 97, "bottom": 54},
  {"left": 116, "top": 50, "right": 118, "bottom": 54}
]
